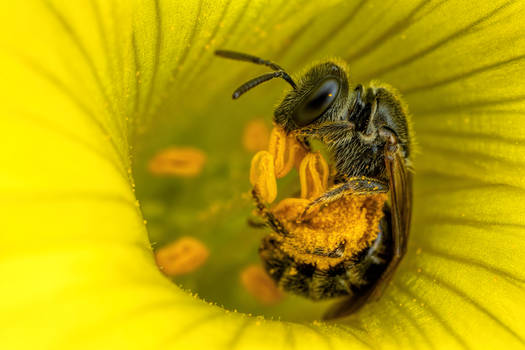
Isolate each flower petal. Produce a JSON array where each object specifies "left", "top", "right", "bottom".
[{"left": 1, "top": 0, "right": 524, "bottom": 349}]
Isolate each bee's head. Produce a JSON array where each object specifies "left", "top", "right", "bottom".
[
  {"left": 215, "top": 50, "right": 350, "bottom": 133},
  {"left": 274, "top": 62, "right": 350, "bottom": 133}
]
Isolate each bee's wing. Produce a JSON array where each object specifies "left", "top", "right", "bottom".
[
  {"left": 323, "top": 138, "right": 412, "bottom": 321},
  {"left": 365, "top": 143, "right": 412, "bottom": 300},
  {"left": 385, "top": 142, "right": 412, "bottom": 259}
]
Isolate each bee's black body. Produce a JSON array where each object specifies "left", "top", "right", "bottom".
[
  {"left": 274, "top": 63, "right": 412, "bottom": 185},
  {"left": 259, "top": 208, "right": 393, "bottom": 301},
  {"left": 216, "top": 50, "right": 413, "bottom": 319}
]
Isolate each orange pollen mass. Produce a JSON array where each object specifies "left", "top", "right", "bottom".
[{"left": 272, "top": 193, "right": 388, "bottom": 270}]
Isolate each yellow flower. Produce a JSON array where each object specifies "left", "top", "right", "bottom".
[{"left": 1, "top": 1, "right": 524, "bottom": 349}]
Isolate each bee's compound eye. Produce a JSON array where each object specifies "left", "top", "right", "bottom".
[{"left": 293, "top": 78, "right": 339, "bottom": 126}]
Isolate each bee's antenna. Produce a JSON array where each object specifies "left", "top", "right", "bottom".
[{"left": 215, "top": 50, "right": 297, "bottom": 99}]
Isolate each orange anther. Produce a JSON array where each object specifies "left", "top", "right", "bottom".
[
  {"left": 155, "top": 236, "right": 209, "bottom": 276},
  {"left": 241, "top": 265, "right": 284, "bottom": 305},
  {"left": 148, "top": 147, "right": 206, "bottom": 177},
  {"left": 299, "top": 152, "right": 329, "bottom": 199},
  {"left": 250, "top": 151, "right": 277, "bottom": 203},
  {"left": 269, "top": 127, "right": 306, "bottom": 178}
]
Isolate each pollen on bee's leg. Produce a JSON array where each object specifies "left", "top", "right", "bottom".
[
  {"left": 269, "top": 126, "right": 306, "bottom": 178},
  {"left": 299, "top": 151, "right": 329, "bottom": 199},
  {"left": 242, "top": 119, "right": 270, "bottom": 152},
  {"left": 148, "top": 147, "right": 206, "bottom": 177},
  {"left": 155, "top": 236, "right": 209, "bottom": 276},
  {"left": 272, "top": 197, "right": 311, "bottom": 221},
  {"left": 240, "top": 265, "right": 284, "bottom": 305},
  {"left": 250, "top": 151, "right": 277, "bottom": 203}
]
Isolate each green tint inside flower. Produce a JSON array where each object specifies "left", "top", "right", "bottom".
[{"left": 1, "top": 0, "right": 525, "bottom": 349}]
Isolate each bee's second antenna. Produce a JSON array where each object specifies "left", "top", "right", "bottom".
[
  {"left": 215, "top": 50, "right": 285, "bottom": 72},
  {"left": 215, "top": 49, "right": 297, "bottom": 98}
]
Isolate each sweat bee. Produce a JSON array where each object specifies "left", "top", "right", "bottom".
[{"left": 216, "top": 50, "right": 413, "bottom": 319}]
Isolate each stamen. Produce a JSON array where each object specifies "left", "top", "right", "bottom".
[
  {"left": 269, "top": 126, "right": 306, "bottom": 178},
  {"left": 250, "top": 151, "right": 277, "bottom": 203},
  {"left": 299, "top": 152, "right": 329, "bottom": 199},
  {"left": 148, "top": 147, "right": 206, "bottom": 177},
  {"left": 241, "top": 265, "right": 284, "bottom": 305},
  {"left": 242, "top": 119, "right": 270, "bottom": 152},
  {"left": 155, "top": 237, "right": 209, "bottom": 276}
]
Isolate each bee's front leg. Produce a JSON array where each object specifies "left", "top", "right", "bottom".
[
  {"left": 298, "top": 177, "right": 388, "bottom": 222},
  {"left": 249, "top": 124, "right": 310, "bottom": 236},
  {"left": 292, "top": 121, "right": 355, "bottom": 143},
  {"left": 251, "top": 189, "right": 291, "bottom": 236}
]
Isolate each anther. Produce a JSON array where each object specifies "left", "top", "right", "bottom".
[
  {"left": 299, "top": 152, "right": 329, "bottom": 199},
  {"left": 250, "top": 151, "right": 278, "bottom": 203},
  {"left": 269, "top": 127, "right": 306, "bottom": 178},
  {"left": 148, "top": 147, "right": 206, "bottom": 177},
  {"left": 155, "top": 237, "right": 209, "bottom": 276},
  {"left": 240, "top": 265, "right": 284, "bottom": 305}
]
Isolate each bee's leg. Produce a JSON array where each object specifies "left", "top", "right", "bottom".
[
  {"left": 298, "top": 177, "right": 388, "bottom": 221},
  {"left": 349, "top": 84, "right": 383, "bottom": 142},
  {"left": 348, "top": 84, "right": 365, "bottom": 117},
  {"left": 293, "top": 121, "right": 355, "bottom": 142},
  {"left": 252, "top": 189, "right": 290, "bottom": 236},
  {"left": 295, "top": 136, "right": 312, "bottom": 153}
]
